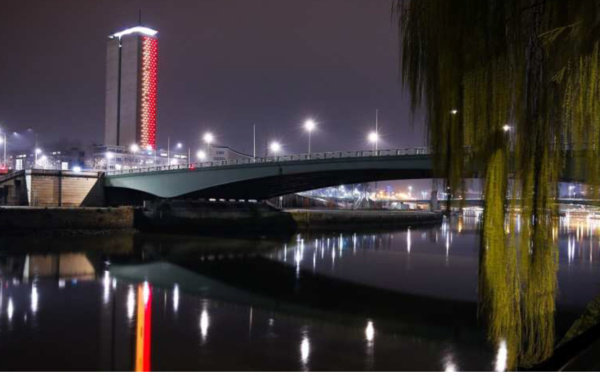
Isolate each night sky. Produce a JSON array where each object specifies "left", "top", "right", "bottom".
[{"left": 0, "top": 0, "right": 424, "bottom": 156}]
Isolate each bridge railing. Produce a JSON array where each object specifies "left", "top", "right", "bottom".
[{"left": 106, "top": 147, "right": 430, "bottom": 176}]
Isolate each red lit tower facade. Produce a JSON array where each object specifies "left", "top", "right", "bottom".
[{"left": 104, "top": 27, "right": 158, "bottom": 150}]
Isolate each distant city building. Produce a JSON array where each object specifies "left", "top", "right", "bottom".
[
  {"left": 91, "top": 145, "right": 188, "bottom": 171},
  {"left": 104, "top": 26, "right": 158, "bottom": 150},
  {"left": 208, "top": 146, "right": 252, "bottom": 162},
  {"left": 5, "top": 147, "right": 86, "bottom": 171}
]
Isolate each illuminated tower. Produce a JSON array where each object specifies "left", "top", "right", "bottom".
[{"left": 104, "top": 26, "right": 158, "bottom": 149}]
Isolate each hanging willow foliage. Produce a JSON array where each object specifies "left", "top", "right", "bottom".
[{"left": 396, "top": 0, "right": 600, "bottom": 368}]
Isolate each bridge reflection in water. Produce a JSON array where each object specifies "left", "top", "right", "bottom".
[{"left": 1, "top": 215, "right": 600, "bottom": 370}]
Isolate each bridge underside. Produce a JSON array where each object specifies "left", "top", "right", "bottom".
[
  {"left": 106, "top": 168, "right": 433, "bottom": 204},
  {"left": 104, "top": 155, "right": 434, "bottom": 203}
]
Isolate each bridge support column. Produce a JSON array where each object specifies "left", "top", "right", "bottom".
[{"left": 430, "top": 188, "right": 438, "bottom": 211}]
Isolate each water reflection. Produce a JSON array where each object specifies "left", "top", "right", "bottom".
[
  {"left": 199, "top": 303, "right": 209, "bottom": 344},
  {"left": 7, "top": 297, "right": 14, "bottom": 321},
  {"left": 0, "top": 221, "right": 599, "bottom": 370},
  {"left": 103, "top": 271, "right": 111, "bottom": 305},
  {"left": 135, "top": 282, "right": 152, "bottom": 372},
  {"left": 127, "top": 285, "right": 136, "bottom": 320},
  {"left": 494, "top": 339, "right": 508, "bottom": 372},
  {"left": 443, "top": 350, "right": 458, "bottom": 372},
  {"left": 30, "top": 285, "right": 38, "bottom": 314},
  {"left": 172, "top": 285, "right": 179, "bottom": 313},
  {"left": 480, "top": 207, "right": 558, "bottom": 369},
  {"left": 365, "top": 320, "right": 375, "bottom": 343},
  {"left": 300, "top": 332, "right": 310, "bottom": 368}
]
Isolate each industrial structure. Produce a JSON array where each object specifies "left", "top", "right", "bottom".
[{"left": 104, "top": 26, "right": 158, "bottom": 150}]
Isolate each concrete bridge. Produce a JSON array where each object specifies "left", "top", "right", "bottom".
[{"left": 105, "top": 148, "right": 434, "bottom": 200}]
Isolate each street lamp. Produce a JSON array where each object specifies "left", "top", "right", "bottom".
[
  {"left": 203, "top": 133, "right": 214, "bottom": 145},
  {"left": 34, "top": 148, "right": 42, "bottom": 167},
  {"left": 106, "top": 152, "right": 114, "bottom": 171},
  {"left": 196, "top": 150, "right": 207, "bottom": 161},
  {"left": 304, "top": 119, "right": 316, "bottom": 156},
  {"left": 569, "top": 185, "right": 575, "bottom": 198},
  {"left": 176, "top": 142, "right": 183, "bottom": 149},
  {"left": 0, "top": 132, "right": 6, "bottom": 169},
  {"left": 269, "top": 141, "right": 281, "bottom": 157},
  {"left": 368, "top": 131, "right": 379, "bottom": 152},
  {"left": 203, "top": 132, "right": 214, "bottom": 161},
  {"left": 39, "top": 155, "right": 47, "bottom": 170},
  {"left": 502, "top": 125, "right": 511, "bottom": 132},
  {"left": 130, "top": 144, "right": 139, "bottom": 168}
]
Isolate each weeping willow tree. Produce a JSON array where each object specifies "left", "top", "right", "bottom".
[{"left": 396, "top": 0, "right": 600, "bottom": 368}]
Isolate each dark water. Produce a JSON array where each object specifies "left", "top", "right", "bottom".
[{"left": 0, "top": 216, "right": 599, "bottom": 370}]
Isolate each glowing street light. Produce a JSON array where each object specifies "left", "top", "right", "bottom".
[
  {"left": 304, "top": 119, "right": 316, "bottom": 156},
  {"left": 203, "top": 132, "right": 214, "bottom": 145},
  {"left": 203, "top": 132, "right": 214, "bottom": 160},
  {"left": 450, "top": 109, "right": 458, "bottom": 115},
  {"left": 269, "top": 141, "right": 281, "bottom": 156},
  {"left": 196, "top": 150, "right": 207, "bottom": 161},
  {"left": 176, "top": 142, "right": 183, "bottom": 149},
  {"left": 0, "top": 132, "right": 6, "bottom": 169},
  {"left": 106, "top": 152, "right": 114, "bottom": 171},
  {"left": 34, "top": 148, "right": 42, "bottom": 165},
  {"left": 569, "top": 185, "right": 576, "bottom": 198},
  {"left": 368, "top": 131, "right": 379, "bottom": 152},
  {"left": 130, "top": 144, "right": 139, "bottom": 168},
  {"left": 502, "top": 124, "right": 511, "bottom": 132}
]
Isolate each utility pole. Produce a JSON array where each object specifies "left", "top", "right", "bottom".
[
  {"left": 167, "top": 137, "right": 170, "bottom": 167},
  {"left": 375, "top": 109, "right": 379, "bottom": 152},
  {"left": 1, "top": 132, "right": 6, "bottom": 169},
  {"left": 253, "top": 124, "right": 256, "bottom": 161}
]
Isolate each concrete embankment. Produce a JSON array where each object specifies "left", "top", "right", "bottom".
[
  {"left": 135, "top": 200, "right": 296, "bottom": 235},
  {"left": 0, "top": 206, "right": 134, "bottom": 234},
  {"left": 286, "top": 208, "right": 443, "bottom": 230},
  {"left": 0, "top": 202, "right": 442, "bottom": 234}
]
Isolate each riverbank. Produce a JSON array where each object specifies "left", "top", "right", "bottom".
[
  {"left": 0, "top": 206, "right": 134, "bottom": 234},
  {"left": 286, "top": 208, "right": 443, "bottom": 230},
  {"left": 0, "top": 203, "right": 442, "bottom": 235}
]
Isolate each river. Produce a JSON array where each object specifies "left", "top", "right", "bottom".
[{"left": 0, "top": 215, "right": 598, "bottom": 370}]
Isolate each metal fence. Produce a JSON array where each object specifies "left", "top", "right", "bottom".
[{"left": 106, "top": 147, "right": 430, "bottom": 176}]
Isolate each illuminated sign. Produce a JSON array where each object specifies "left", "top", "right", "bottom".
[
  {"left": 111, "top": 26, "right": 157, "bottom": 39},
  {"left": 139, "top": 36, "right": 158, "bottom": 149}
]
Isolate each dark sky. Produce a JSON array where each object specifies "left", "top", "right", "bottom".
[{"left": 0, "top": 0, "right": 424, "bottom": 156}]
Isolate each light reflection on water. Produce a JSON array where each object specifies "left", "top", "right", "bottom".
[{"left": 0, "top": 215, "right": 598, "bottom": 370}]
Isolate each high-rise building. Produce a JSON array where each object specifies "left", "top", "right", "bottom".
[{"left": 104, "top": 26, "right": 158, "bottom": 149}]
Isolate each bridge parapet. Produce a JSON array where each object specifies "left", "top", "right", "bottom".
[{"left": 106, "top": 147, "right": 430, "bottom": 177}]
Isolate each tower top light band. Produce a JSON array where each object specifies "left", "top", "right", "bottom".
[{"left": 111, "top": 26, "right": 158, "bottom": 39}]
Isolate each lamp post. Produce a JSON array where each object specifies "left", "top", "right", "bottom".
[
  {"left": 39, "top": 155, "right": 47, "bottom": 170},
  {"left": 203, "top": 132, "right": 214, "bottom": 161},
  {"left": 569, "top": 185, "right": 575, "bottom": 198},
  {"left": 130, "top": 144, "right": 139, "bottom": 168},
  {"left": 34, "top": 148, "right": 42, "bottom": 168},
  {"left": 0, "top": 132, "right": 6, "bottom": 169},
  {"left": 269, "top": 141, "right": 281, "bottom": 157},
  {"left": 167, "top": 137, "right": 170, "bottom": 167},
  {"left": 106, "top": 152, "right": 114, "bottom": 171},
  {"left": 304, "top": 119, "right": 316, "bottom": 157},
  {"left": 196, "top": 150, "right": 207, "bottom": 162},
  {"left": 368, "top": 132, "right": 379, "bottom": 152}
]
